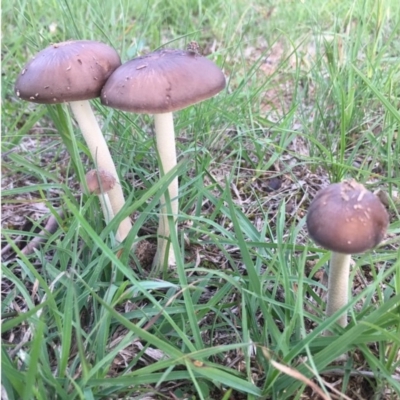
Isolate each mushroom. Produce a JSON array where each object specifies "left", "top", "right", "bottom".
[
  {"left": 85, "top": 169, "right": 116, "bottom": 225},
  {"left": 15, "top": 40, "right": 132, "bottom": 243},
  {"left": 306, "top": 179, "right": 389, "bottom": 331},
  {"left": 101, "top": 48, "right": 226, "bottom": 271}
]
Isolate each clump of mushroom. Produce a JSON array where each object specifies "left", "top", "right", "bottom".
[
  {"left": 306, "top": 179, "right": 389, "bottom": 332},
  {"left": 101, "top": 48, "right": 226, "bottom": 272},
  {"left": 15, "top": 40, "right": 132, "bottom": 243}
]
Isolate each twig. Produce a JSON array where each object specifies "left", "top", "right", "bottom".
[{"left": 20, "top": 209, "right": 65, "bottom": 255}]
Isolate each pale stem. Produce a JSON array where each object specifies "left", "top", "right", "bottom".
[
  {"left": 69, "top": 100, "right": 132, "bottom": 242},
  {"left": 326, "top": 252, "right": 351, "bottom": 331},
  {"left": 98, "top": 193, "right": 115, "bottom": 225},
  {"left": 152, "top": 112, "right": 178, "bottom": 270}
]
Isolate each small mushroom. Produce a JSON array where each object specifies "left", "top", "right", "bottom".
[
  {"left": 101, "top": 48, "right": 226, "bottom": 272},
  {"left": 306, "top": 179, "right": 389, "bottom": 332},
  {"left": 15, "top": 40, "right": 132, "bottom": 243},
  {"left": 85, "top": 169, "right": 116, "bottom": 225}
]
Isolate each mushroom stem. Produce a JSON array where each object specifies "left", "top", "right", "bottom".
[
  {"left": 326, "top": 252, "right": 351, "bottom": 331},
  {"left": 152, "top": 112, "right": 179, "bottom": 270},
  {"left": 97, "top": 193, "right": 115, "bottom": 225},
  {"left": 69, "top": 100, "right": 132, "bottom": 242}
]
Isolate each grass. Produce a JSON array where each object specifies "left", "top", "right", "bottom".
[{"left": 2, "top": 0, "right": 400, "bottom": 399}]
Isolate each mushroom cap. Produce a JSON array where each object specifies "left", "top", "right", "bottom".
[
  {"left": 15, "top": 40, "right": 121, "bottom": 104},
  {"left": 101, "top": 48, "right": 226, "bottom": 113},
  {"left": 85, "top": 169, "right": 116, "bottom": 195},
  {"left": 306, "top": 179, "right": 389, "bottom": 254}
]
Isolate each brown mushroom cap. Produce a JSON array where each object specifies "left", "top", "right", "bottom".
[
  {"left": 101, "top": 48, "right": 226, "bottom": 113},
  {"left": 306, "top": 179, "right": 389, "bottom": 254},
  {"left": 85, "top": 169, "right": 116, "bottom": 195},
  {"left": 15, "top": 40, "right": 121, "bottom": 104}
]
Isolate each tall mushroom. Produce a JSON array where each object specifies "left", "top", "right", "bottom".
[
  {"left": 101, "top": 48, "right": 226, "bottom": 271},
  {"left": 15, "top": 40, "right": 132, "bottom": 243},
  {"left": 306, "top": 179, "right": 389, "bottom": 331}
]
